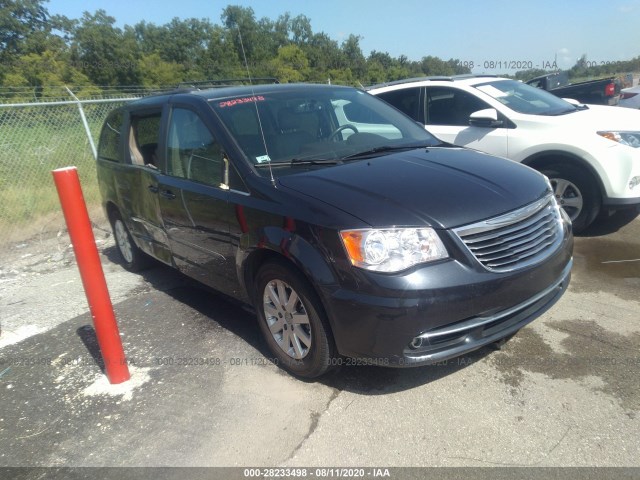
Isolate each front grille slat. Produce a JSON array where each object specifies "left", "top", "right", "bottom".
[
  {"left": 469, "top": 226, "right": 554, "bottom": 257},
  {"left": 462, "top": 213, "right": 549, "bottom": 244},
  {"left": 454, "top": 195, "right": 564, "bottom": 273}
]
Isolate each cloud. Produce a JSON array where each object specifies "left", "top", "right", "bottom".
[
  {"left": 553, "top": 48, "right": 573, "bottom": 69},
  {"left": 618, "top": 3, "right": 638, "bottom": 13}
]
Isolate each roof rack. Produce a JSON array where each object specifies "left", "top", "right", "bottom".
[
  {"left": 140, "top": 78, "right": 281, "bottom": 99},
  {"left": 366, "top": 74, "right": 499, "bottom": 90},
  {"left": 177, "top": 78, "right": 280, "bottom": 89}
]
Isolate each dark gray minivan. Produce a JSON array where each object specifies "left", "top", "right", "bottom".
[{"left": 97, "top": 83, "right": 573, "bottom": 378}]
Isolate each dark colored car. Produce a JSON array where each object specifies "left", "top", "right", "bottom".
[
  {"left": 526, "top": 71, "right": 620, "bottom": 106},
  {"left": 97, "top": 83, "right": 573, "bottom": 378}
]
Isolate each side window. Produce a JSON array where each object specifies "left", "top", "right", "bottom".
[
  {"left": 228, "top": 163, "right": 248, "bottom": 193},
  {"left": 332, "top": 99, "right": 402, "bottom": 140},
  {"left": 98, "top": 111, "right": 123, "bottom": 162},
  {"left": 376, "top": 87, "right": 422, "bottom": 122},
  {"left": 342, "top": 101, "right": 388, "bottom": 124},
  {"left": 528, "top": 79, "right": 543, "bottom": 89},
  {"left": 426, "top": 87, "right": 490, "bottom": 126},
  {"left": 129, "top": 113, "right": 161, "bottom": 167},
  {"left": 167, "top": 108, "right": 223, "bottom": 187}
]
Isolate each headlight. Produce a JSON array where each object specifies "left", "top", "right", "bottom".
[
  {"left": 339, "top": 228, "right": 448, "bottom": 272},
  {"left": 597, "top": 131, "right": 640, "bottom": 148}
]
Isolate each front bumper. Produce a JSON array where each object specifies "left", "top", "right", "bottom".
[
  {"left": 398, "top": 260, "right": 571, "bottom": 366},
  {"left": 321, "top": 240, "right": 572, "bottom": 367}
]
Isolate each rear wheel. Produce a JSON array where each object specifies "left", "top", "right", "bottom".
[
  {"left": 109, "top": 210, "right": 149, "bottom": 272},
  {"left": 541, "top": 164, "right": 600, "bottom": 233},
  {"left": 254, "top": 260, "right": 336, "bottom": 378}
]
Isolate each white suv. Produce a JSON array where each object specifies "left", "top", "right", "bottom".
[{"left": 369, "top": 76, "right": 640, "bottom": 232}]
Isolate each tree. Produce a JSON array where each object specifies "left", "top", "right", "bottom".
[
  {"left": 5, "top": 50, "right": 97, "bottom": 99},
  {"left": 341, "top": 34, "right": 366, "bottom": 81},
  {"left": 0, "top": 0, "right": 48, "bottom": 57},
  {"left": 271, "top": 45, "right": 310, "bottom": 82},
  {"left": 290, "top": 14, "right": 312, "bottom": 44},
  {"left": 304, "top": 32, "right": 344, "bottom": 78},
  {"left": 157, "top": 18, "right": 213, "bottom": 67},
  {"left": 71, "top": 10, "right": 141, "bottom": 86},
  {"left": 569, "top": 54, "right": 588, "bottom": 79},
  {"left": 138, "top": 53, "right": 185, "bottom": 87},
  {"left": 365, "top": 59, "right": 386, "bottom": 84},
  {"left": 201, "top": 26, "right": 244, "bottom": 79}
]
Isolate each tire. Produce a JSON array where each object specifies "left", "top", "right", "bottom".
[
  {"left": 254, "top": 260, "right": 336, "bottom": 378},
  {"left": 541, "top": 164, "right": 601, "bottom": 233},
  {"left": 109, "top": 210, "right": 149, "bottom": 272}
]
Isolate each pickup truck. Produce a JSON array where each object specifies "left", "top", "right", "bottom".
[{"left": 527, "top": 71, "right": 620, "bottom": 106}]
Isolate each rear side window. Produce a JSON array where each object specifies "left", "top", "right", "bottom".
[
  {"left": 376, "top": 87, "right": 422, "bottom": 122},
  {"left": 98, "top": 111, "right": 124, "bottom": 162},
  {"left": 129, "top": 113, "right": 162, "bottom": 167},
  {"left": 426, "top": 87, "right": 489, "bottom": 126}
]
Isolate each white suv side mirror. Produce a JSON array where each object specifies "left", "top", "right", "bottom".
[{"left": 469, "top": 108, "right": 503, "bottom": 128}]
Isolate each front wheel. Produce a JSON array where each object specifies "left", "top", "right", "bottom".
[
  {"left": 254, "top": 260, "right": 336, "bottom": 378},
  {"left": 541, "top": 164, "right": 601, "bottom": 233}
]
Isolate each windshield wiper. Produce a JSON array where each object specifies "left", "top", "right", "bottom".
[
  {"left": 544, "top": 104, "right": 588, "bottom": 116},
  {"left": 254, "top": 158, "right": 341, "bottom": 168},
  {"left": 341, "top": 144, "right": 433, "bottom": 161}
]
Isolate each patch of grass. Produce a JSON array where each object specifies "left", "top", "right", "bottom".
[{"left": 0, "top": 101, "right": 124, "bottom": 244}]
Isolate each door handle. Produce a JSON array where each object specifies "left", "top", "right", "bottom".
[
  {"left": 159, "top": 189, "right": 176, "bottom": 200},
  {"left": 148, "top": 185, "right": 159, "bottom": 194}
]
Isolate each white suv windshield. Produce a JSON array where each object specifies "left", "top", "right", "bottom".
[{"left": 476, "top": 80, "right": 578, "bottom": 116}]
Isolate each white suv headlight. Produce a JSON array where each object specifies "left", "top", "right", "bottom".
[
  {"left": 597, "top": 131, "right": 640, "bottom": 148},
  {"left": 340, "top": 228, "right": 448, "bottom": 272}
]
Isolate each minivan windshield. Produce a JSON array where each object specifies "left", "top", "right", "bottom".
[
  {"left": 211, "top": 86, "right": 441, "bottom": 173},
  {"left": 475, "top": 79, "right": 578, "bottom": 116}
]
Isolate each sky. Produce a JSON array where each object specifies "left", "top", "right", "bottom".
[{"left": 44, "top": 0, "right": 640, "bottom": 73}]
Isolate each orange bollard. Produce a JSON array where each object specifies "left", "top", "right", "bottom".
[{"left": 52, "top": 167, "right": 130, "bottom": 384}]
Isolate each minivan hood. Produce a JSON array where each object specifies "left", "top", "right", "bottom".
[{"left": 277, "top": 147, "right": 549, "bottom": 229}]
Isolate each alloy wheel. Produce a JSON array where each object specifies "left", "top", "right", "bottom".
[{"left": 262, "top": 279, "right": 312, "bottom": 359}]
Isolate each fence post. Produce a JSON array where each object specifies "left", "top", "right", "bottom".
[
  {"left": 65, "top": 86, "right": 97, "bottom": 160},
  {"left": 52, "top": 166, "right": 130, "bottom": 384}
]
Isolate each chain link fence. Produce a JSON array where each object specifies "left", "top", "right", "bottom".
[{"left": 0, "top": 92, "right": 138, "bottom": 245}]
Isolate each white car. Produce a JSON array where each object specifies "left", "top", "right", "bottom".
[
  {"left": 369, "top": 76, "right": 640, "bottom": 232},
  {"left": 619, "top": 85, "right": 640, "bottom": 109}
]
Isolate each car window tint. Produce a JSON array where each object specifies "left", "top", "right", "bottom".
[
  {"left": 167, "top": 108, "right": 223, "bottom": 187},
  {"left": 98, "top": 111, "right": 123, "bottom": 162},
  {"left": 426, "top": 87, "right": 489, "bottom": 126},
  {"left": 129, "top": 113, "right": 161, "bottom": 167},
  {"left": 376, "top": 87, "right": 421, "bottom": 121}
]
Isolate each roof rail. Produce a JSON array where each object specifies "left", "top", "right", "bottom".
[
  {"left": 366, "top": 74, "right": 499, "bottom": 90},
  {"left": 177, "top": 78, "right": 280, "bottom": 89}
]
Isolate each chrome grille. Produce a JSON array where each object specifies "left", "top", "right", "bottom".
[{"left": 454, "top": 195, "right": 564, "bottom": 272}]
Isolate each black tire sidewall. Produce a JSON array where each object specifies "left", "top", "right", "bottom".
[
  {"left": 542, "top": 165, "right": 600, "bottom": 233},
  {"left": 254, "top": 260, "right": 334, "bottom": 378}
]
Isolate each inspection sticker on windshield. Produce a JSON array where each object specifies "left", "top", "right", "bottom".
[
  {"left": 256, "top": 155, "right": 271, "bottom": 164},
  {"left": 218, "top": 95, "right": 265, "bottom": 108}
]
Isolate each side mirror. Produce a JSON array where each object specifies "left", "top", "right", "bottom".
[{"left": 469, "top": 108, "right": 503, "bottom": 128}]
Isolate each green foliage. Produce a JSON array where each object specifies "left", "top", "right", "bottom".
[
  {"left": 0, "top": 1, "right": 480, "bottom": 93},
  {"left": 271, "top": 45, "right": 310, "bottom": 83},
  {"left": 0, "top": 0, "right": 48, "bottom": 57},
  {"left": 9, "top": 0, "right": 636, "bottom": 98}
]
